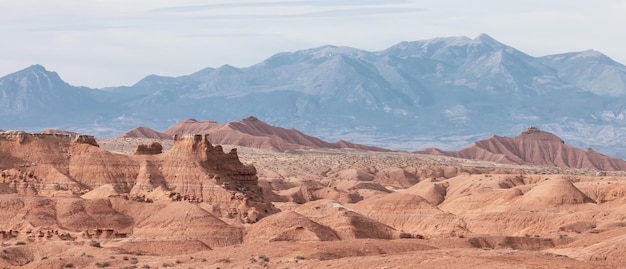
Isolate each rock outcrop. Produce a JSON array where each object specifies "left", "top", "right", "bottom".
[{"left": 134, "top": 142, "right": 163, "bottom": 155}]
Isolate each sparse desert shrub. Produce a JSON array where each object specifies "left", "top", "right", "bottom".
[
  {"left": 141, "top": 265, "right": 150, "bottom": 269},
  {"left": 217, "top": 258, "right": 231, "bottom": 263},
  {"left": 162, "top": 262, "right": 175, "bottom": 267},
  {"left": 90, "top": 241, "right": 102, "bottom": 248},
  {"left": 65, "top": 263, "right": 74, "bottom": 268},
  {"left": 295, "top": 256, "right": 306, "bottom": 260},
  {"left": 95, "top": 261, "right": 110, "bottom": 267},
  {"left": 15, "top": 241, "right": 26, "bottom": 245},
  {"left": 258, "top": 255, "right": 269, "bottom": 262}
]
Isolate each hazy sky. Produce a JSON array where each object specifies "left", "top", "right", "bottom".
[{"left": 1, "top": 0, "right": 625, "bottom": 88}]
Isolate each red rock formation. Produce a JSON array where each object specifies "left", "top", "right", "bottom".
[
  {"left": 0, "top": 131, "right": 275, "bottom": 223},
  {"left": 119, "top": 126, "right": 171, "bottom": 139},
  {"left": 134, "top": 142, "right": 163, "bottom": 155},
  {"left": 163, "top": 116, "right": 389, "bottom": 152},
  {"left": 418, "top": 127, "right": 626, "bottom": 171}
]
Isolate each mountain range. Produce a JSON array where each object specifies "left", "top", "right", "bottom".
[{"left": 2, "top": 34, "right": 626, "bottom": 156}]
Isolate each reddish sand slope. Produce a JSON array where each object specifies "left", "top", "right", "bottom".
[
  {"left": 118, "top": 126, "right": 171, "bottom": 139},
  {"left": 418, "top": 127, "right": 626, "bottom": 171},
  {"left": 163, "top": 117, "right": 389, "bottom": 152}
]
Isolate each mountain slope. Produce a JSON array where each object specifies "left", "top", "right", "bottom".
[
  {"left": 541, "top": 50, "right": 626, "bottom": 96},
  {"left": 163, "top": 117, "right": 389, "bottom": 152},
  {"left": 418, "top": 127, "right": 626, "bottom": 171},
  {"left": 0, "top": 65, "right": 108, "bottom": 130},
  {"left": 118, "top": 126, "right": 171, "bottom": 139}
]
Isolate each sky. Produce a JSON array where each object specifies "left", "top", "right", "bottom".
[{"left": 1, "top": 0, "right": 625, "bottom": 88}]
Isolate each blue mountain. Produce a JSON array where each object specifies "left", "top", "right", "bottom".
[{"left": 2, "top": 34, "right": 626, "bottom": 156}]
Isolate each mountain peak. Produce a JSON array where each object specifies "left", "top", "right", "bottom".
[
  {"left": 8, "top": 64, "right": 63, "bottom": 80},
  {"left": 474, "top": 33, "right": 496, "bottom": 42},
  {"left": 519, "top": 126, "right": 564, "bottom": 143},
  {"left": 243, "top": 116, "right": 260, "bottom": 122},
  {"left": 1, "top": 64, "right": 69, "bottom": 90},
  {"left": 571, "top": 49, "right": 611, "bottom": 61},
  {"left": 118, "top": 126, "right": 171, "bottom": 139},
  {"left": 25, "top": 64, "right": 47, "bottom": 72},
  {"left": 472, "top": 33, "right": 503, "bottom": 49},
  {"left": 297, "top": 45, "right": 365, "bottom": 59}
]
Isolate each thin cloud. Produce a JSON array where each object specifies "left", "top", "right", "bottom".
[
  {"left": 177, "top": 32, "right": 278, "bottom": 38},
  {"left": 27, "top": 25, "right": 130, "bottom": 32},
  {"left": 152, "top": 0, "right": 418, "bottom": 13},
  {"left": 184, "top": 7, "right": 423, "bottom": 21}
]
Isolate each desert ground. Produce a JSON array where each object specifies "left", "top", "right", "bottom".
[{"left": 1, "top": 135, "right": 626, "bottom": 268}]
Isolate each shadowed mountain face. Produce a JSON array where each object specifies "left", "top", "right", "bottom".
[
  {"left": 2, "top": 34, "right": 626, "bottom": 155},
  {"left": 418, "top": 127, "right": 626, "bottom": 171}
]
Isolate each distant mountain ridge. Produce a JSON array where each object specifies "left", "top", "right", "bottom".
[
  {"left": 2, "top": 34, "right": 626, "bottom": 156},
  {"left": 418, "top": 127, "right": 626, "bottom": 171},
  {"left": 162, "top": 117, "right": 390, "bottom": 152},
  {"left": 119, "top": 126, "right": 171, "bottom": 140}
]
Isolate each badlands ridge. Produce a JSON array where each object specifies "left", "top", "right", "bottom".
[{"left": 1, "top": 123, "right": 626, "bottom": 268}]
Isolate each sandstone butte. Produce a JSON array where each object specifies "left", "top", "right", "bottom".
[{"left": 2, "top": 129, "right": 626, "bottom": 268}]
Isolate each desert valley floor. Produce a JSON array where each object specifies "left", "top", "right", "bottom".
[{"left": 2, "top": 133, "right": 626, "bottom": 268}]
